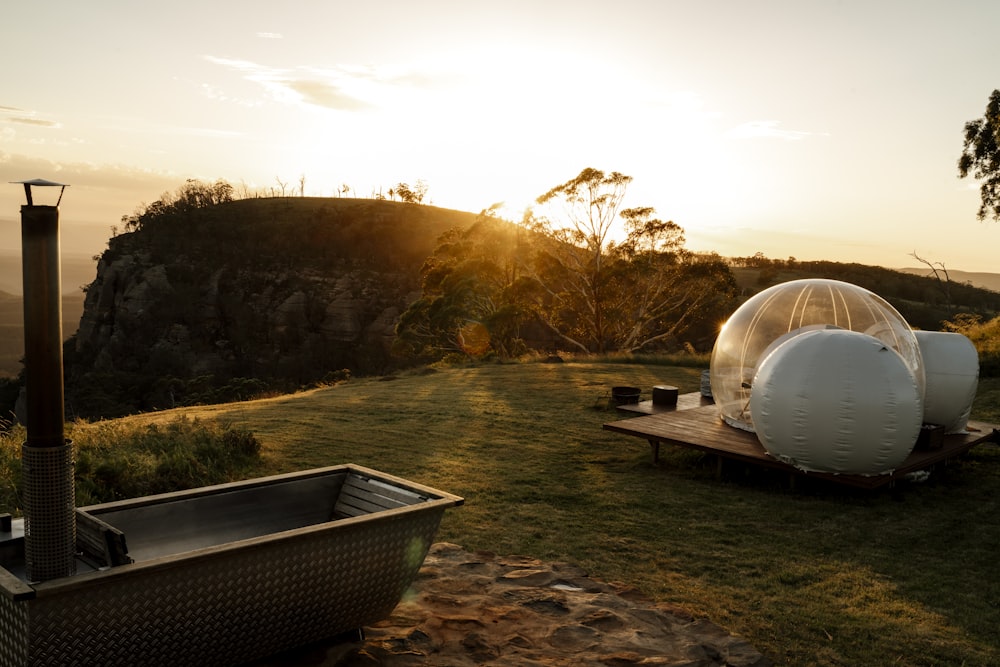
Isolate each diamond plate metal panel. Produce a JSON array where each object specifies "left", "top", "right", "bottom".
[
  {"left": 0, "top": 465, "right": 461, "bottom": 667},
  {"left": 21, "top": 444, "right": 75, "bottom": 582}
]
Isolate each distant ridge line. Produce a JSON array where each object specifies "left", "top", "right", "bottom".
[{"left": 895, "top": 267, "right": 1000, "bottom": 293}]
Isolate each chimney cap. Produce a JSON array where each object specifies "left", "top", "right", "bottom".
[
  {"left": 10, "top": 178, "right": 70, "bottom": 187},
  {"left": 9, "top": 178, "right": 69, "bottom": 206}
]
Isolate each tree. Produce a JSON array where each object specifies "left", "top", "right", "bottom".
[
  {"left": 959, "top": 89, "right": 1000, "bottom": 221},
  {"left": 609, "top": 208, "right": 736, "bottom": 351},
  {"left": 122, "top": 179, "right": 234, "bottom": 232},
  {"left": 274, "top": 177, "right": 289, "bottom": 197},
  {"left": 393, "top": 169, "right": 738, "bottom": 360},
  {"left": 910, "top": 250, "right": 953, "bottom": 308},
  {"left": 523, "top": 168, "right": 737, "bottom": 354},
  {"left": 528, "top": 168, "right": 632, "bottom": 353},
  {"left": 396, "top": 183, "right": 415, "bottom": 203},
  {"left": 394, "top": 181, "right": 427, "bottom": 204},
  {"left": 395, "top": 206, "right": 532, "bottom": 359},
  {"left": 413, "top": 179, "right": 429, "bottom": 204}
]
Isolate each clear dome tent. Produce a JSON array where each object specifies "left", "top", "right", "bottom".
[{"left": 710, "top": 279, "right": 925, "bottom": 432}]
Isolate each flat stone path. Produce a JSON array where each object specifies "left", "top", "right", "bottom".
[{"left": 259, "top": 542, "right": 771, "bottom": 666}]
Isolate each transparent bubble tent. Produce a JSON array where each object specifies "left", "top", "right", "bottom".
[
  {"left": 707, "top": 279, "right": 953, "bottom": 475},
  {"left": 606, "top": 278, "right": 988, "bottom": 481},
  {"left": 710, "top": 279, "right": 925, "bottom": 433}
]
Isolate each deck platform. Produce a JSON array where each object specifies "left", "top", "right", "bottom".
[
  {"left": 603, "top": 394, "right": 1000, "bottom": 489},
  {"left": 614, "top": 391, "right": 715, "bottom": 415}
]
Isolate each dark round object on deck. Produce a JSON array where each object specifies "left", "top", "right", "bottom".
[
  {"left": 611, "top": 386, "right": 641, "bottom": 405},
  {"left": 652, "top": 385, "right": 679, "bottom": 406}
]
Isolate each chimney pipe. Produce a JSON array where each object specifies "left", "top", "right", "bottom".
[{"left": 12, "top": 179, "right": 76, "bottom": 582}]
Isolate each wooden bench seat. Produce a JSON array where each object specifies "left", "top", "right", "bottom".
[
  {"left": 333, "top": 474, "right": 430, "bottom": 519},
  {"left": 76, "top": 510, "right": 132, "bottom": 568}
]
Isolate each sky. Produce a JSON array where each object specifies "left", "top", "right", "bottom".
[{"left": 1, "top": 0, "right": 999, "bottom": 273}]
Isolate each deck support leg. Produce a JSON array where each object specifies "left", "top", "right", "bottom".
[
  {"left": 715, "top": 456, "right": 723, "bottom": 480},
  {"left": 648, "top": 440, "right": 660, "bottom": 464}
]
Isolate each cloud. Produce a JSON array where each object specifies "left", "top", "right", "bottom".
[
  {"left": 0, "top": 105, "right": 61, "bottom": 128},
  {"left": 165, "top": 126, "right": 243, "bottom": 138},
  {"left": 8, "top": 117, "right": 61, "bottom": 128},
  {"left": 0, "top": 150, "right": 194, "bottom": 232},
  {"left": 0, "top": 151, "right": 180, "bottom": 191},
  {"left": 284, "top": 80, "right": 374, "bottom": 111},
  {"left": 203, "top": 56, "right": 435, "bottom": 112},
  {"left": 92, "top": 111, "right": 244, "bottom": 139},
  {"left": 256, "top": 32, "right": 284, "bottom": 39},
  {"left": 203, "top": 56, "right": 267, "bottom": 75},
  {"left": 728, "top": 121, "right": 822, "bottom": 141}
]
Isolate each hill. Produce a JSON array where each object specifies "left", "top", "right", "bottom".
[
  {"left": 4, "top": 192, "right": 997, "bottom": 414},
  {"left": 63, "top": 196, "right": 481, "bottom": 417},
  {"left": 730, "top": 259, "right": 1000, "bottom": 332},
  {"left": 896, "top": 266, "right": 1000, "bottom": 293}
]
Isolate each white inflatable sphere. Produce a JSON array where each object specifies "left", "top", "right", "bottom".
[
  {"left": 750, "top": 329, "right": 922, "bottom": 475},
  {"left": 710, "top": 279, "right": 923, "bottom": 432},
  {"left": 915, "top": 331, "right": 979, "bottom": 433}
]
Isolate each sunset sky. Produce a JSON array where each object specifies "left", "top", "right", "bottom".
[{"left": 2, "top": 1, "right": 999, "bottom": 272}]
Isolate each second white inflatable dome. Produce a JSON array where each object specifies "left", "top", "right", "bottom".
[{"left": 749, "top": 329, "right": 923, "bottom": 475}]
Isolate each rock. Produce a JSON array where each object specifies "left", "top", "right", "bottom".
[
  {"left": 65, "top": 198, "right": 565, "bottom": 415},
  {"left": 255, "top": 543, "right": 772, "bottom": 667},
  {"left": 274, "top": 290, "right": 309, "bottom": 330},
  {"left": 68, "top": 232, "right": 428, "bottom": 413},
  {"left": 322, "top": 295, "right": 364, "bottom": 341}
]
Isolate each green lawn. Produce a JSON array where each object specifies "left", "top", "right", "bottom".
[
  {"left": 40, "top": 363, "right": 1000, "bottom": 665},
  {"left": 0, "top": 363, "right": 976, "bottom": 666}
]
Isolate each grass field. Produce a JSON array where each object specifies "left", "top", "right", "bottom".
[{"left": 71, "top": 360, "right": 1000, "bottom": 666}]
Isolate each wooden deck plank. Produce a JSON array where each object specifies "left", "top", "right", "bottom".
[
  {"left": 614, "top": 392, "right": 714, "bottom": 415},
  {"left": 603, "top": 395, "right": 1000, "bottom": 490}
]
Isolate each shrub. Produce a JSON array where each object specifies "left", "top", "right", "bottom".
[
  {"left": 942, "top": 313, "right": 1000, "bottom": 377},
  {"left": 0, "top": 417, "right": 263, "bottom": 510},
  {"left": 0, "top": 415, "right": 264, "bottom": 513}
]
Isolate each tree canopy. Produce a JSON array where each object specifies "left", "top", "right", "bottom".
[
  {"left": 959, "top": 89, "right": 1000, "bottom": 222},
  {"left": 394, "top": 206, "right": 534, "bottom": 360},
  {"left": 397, "top": 168, "right": 738, "bottom": 359},
  {"left": 122, "top": 179, "right": 235, "bottom": 233},
  {"left": 526, "top": 168, "right": 736, "bottom": 354}
]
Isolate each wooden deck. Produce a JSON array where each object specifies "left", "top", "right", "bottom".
[
  {"left": 603, "top": 394, "right": 1000, "bottom": 489},
  {"left": 614, "top": 391, "right": 715, "bottom": 415}
]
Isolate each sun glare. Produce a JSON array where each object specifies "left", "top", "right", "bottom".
[{"left": 201, "top": 37, "right": 821, "bottom": 268}]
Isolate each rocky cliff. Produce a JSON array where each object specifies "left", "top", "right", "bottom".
[{"left": 65, "top": 197, "right": 478, "bottom": 417}]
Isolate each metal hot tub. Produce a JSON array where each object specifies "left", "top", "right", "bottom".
[{"left": 0, "top": 464, "right": 463, "bottom": 666}]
